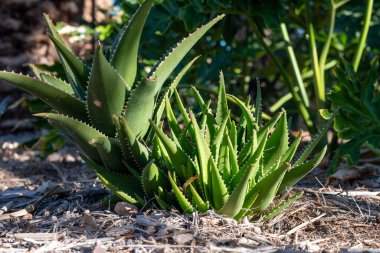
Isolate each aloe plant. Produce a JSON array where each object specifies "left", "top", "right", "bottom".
[
  {"left": 150, "top": 72, "right": 331, "bottom": 220},
  {"left": 0, "top": 1, "right": 223, "bottom": 202}
]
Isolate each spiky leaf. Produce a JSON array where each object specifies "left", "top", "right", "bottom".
[
  {"left": 219, "top": 129, "right": 268, "bottom": 217},
  {"left": 111, "top": 0, "right": 154, "bottom": 88},
  {"left": 124, "top": 77, "right": 157, "bottom": 139},
  {"left": 148, "top": 15, "right": 225, "bottom": 95},
  {"left": 189, "top": 111, "right": 228, "bottom": 210},
  {"left": 118, "top": 116, "right": 149, "bottom": 168},
  {"left": 262, "top": 191, "right": 303, "bottom": 222},
  {"left": 0, "top": 72, "right": 87, "bottom": 121},
  {"left": 216, "top": 71, "right": 228, "bottom": 125},
  {"left": 168, "top": 172, "right": 193, "bottom": 213},
  {"left": 35, "top": 113, "right": 103, "bottom": 161},
  {"left": 279, "top": 146, "right": 327, "bottom": 192},
  {"left": 87, "top": 45, "right": 127, "bottom": 136},
  {"left": 84, "top": 157, "right": 142, "bottom": 204},
  {"left": 91, "top": 137, "right": 126, "bottom": 173},
  {"left": 48, "top": 34, "right": 89, "bottom": 90},
  {"left": 142, "top": 161, "right": 170, "bottom": 197}
]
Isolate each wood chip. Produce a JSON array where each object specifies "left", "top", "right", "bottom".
[
  {"left": 14, "top": 233, "right": 58, "bottom": 241},
  {"left": 0, "top": 208, "right": 29, "bottom": 220}
]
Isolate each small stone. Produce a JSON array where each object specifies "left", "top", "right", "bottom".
[
  {"left": 114, "top": 202, "right": 138, "bottom": 216},
  {"left": 65, "top": 154, "right": 76, "bottom": 162},
  {"left": 253, "top": 226, "right": 262, "bottom": 234},
  {"left": 47, "top": 152, "right": 61, "bottom": 162},
  {"left": 173, "top": 233, "right": 194, "bottom": 245}
]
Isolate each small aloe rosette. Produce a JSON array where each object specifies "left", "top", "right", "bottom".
[{"left": 149, "top": 72, "right": 330, "bottom": 220}]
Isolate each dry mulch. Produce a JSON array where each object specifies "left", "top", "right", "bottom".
[{"left": 1, "top": 133, "right": 380, "bottom": 253}]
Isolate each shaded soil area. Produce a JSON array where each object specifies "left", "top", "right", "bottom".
[{"left": 0, "top": 133, "right": 380, "bottom": 252}]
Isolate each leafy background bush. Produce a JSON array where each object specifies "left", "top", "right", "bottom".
[{"left": 86, "top": 0, "right": 380, "bottom": 130}]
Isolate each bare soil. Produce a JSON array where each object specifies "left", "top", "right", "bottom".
[{"left": 1, "top": 132, "right": 380, "bottom": 253}]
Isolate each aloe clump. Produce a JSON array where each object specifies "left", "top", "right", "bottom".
[
  {"left": 0, "top": 0, "right": 223, "bottom": 204},
  {"left": 150, "top": 72, "right": 330, "bottom": 220}
]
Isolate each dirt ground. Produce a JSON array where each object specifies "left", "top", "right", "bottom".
[{"left": 0, "top": 132, "right": 380, "bottom": 253}]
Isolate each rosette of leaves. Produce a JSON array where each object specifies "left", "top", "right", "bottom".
[
  {"left": 150, "top": 72, "right": 330, "bottom": 220},
  {"left": 0, "top": 0, "right": 224, "bottom": 204},
  {"left": 325, "top": 57, "right": 380, "bottom": 172}
]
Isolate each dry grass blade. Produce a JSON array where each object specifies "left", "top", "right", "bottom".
[{"left": 285, "top": 213, "right": 326, "bottom": 235}]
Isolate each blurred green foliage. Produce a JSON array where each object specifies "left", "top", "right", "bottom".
[
  {"left": 87, "top": 0, "right": 380, "bottom": 130},
  {"left": 325, "top": 56, "right": 380, "bottom": 172}
]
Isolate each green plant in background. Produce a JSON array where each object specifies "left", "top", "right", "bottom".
[
  {"left": 149, "top": 73, "right": 330, "bottom": 220},
  {"left": 76, "top": 0, "right": 377, "bottom": 138},
  {"left": 324, "top": 57, "right": 380, "bottom": 173},
  {"left": 0, "top": 0, "right": 222, "bottom": 205},
  {"left": 0, "top": 96, "right": 9, "bottom": 119}
]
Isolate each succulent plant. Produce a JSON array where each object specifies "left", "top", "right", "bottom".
[
  {"left": 149, "top": 72, "right": 331, "bottom": 220},
  {"left": 0, "top": 0, "right": 331, "bottom": 220},
  {"left": 0, "top": 0, "right": 223, "bottom": 202}
]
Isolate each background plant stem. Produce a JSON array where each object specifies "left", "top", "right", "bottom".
[{"left": 352, "top": 0, "right": 374, "bottom": 72}]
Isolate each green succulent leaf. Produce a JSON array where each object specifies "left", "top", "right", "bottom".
[
  {"left": 282, "top": 132, "right": 302, "bottom": 163},
  {"left": 189, "top": 111, "right": 228, "bottom": 210},
  {"left": 148, "top": 14, "right": 225, "bottom": 96},
  {"left": 212, "top": 116, "right": 229, "bottom": 160},
  {"left": 257, "top": 111, "right": 283, "bottom": 143},
  {"left": 154, "top": 56, "right": 200, "bottom": 124},
  {"left": 91, "top": 137, "right": 126, "bottom": 173},
  {"left": 173, "top": 89, "right": 191, "bottom": 125},
  {"left": 117, "top": 116, "right": 150, "bottom": 168},
  {"left": 165, "top": 95, "right": 181, "bottom": 137},
  {"left": 236, "top": 162, "right": 290, "bottom": 220},
  {"left": 83, "top": 156, "right": 142, "bottom": 204},
  {"left": 189, "top": 184, "right": 208, "bottom": 212},
  {"left": 0, "top": 72, "right": 88, "bottom": 121},
  {"left": 35, "top": 113, "right": 104, "bottom": 162},
  {"left": 226, "top": 134, "right": 239, "bottom": 177},
  {"left": 111, "top": 0, "right": 154, "bottom": 88},
  {"left": 124, "top": 77, "right": 157, "bottom": 139},
  {"left": 168, "top": 172, "right": 194, "bottom": 213},
  {"left": 219, "top": 128, "right": 268, "bottom": 217},
  {"left": 294, "top": 115, "right": 333, "bottom": 167},
  {"left": 43, "top": 14, "right": 87, "bottom": 97},
  {"left": 87, "top": 45, "right": 127, "bottom": 137},
  {"left": 150, "top": 120, "right": 195, "bottom": 178},
  {"left": 228, "top": 94, "right": 257, "bottom": 135},
  {"left": 237, "top": 135, "right": 256, "bottom": 166},
  {"left": 191, "top": 86, "right": 206, "bottom": 110},
  {"left": 279, "top": 146, "right": 327, "bottom": 193},
  {"left": 40, "top": 73, "right": 75, "bottom": 96},
  {"left": 48, "top": 35, "right": 89, "bottom": 85},
  {"left": 230, "top": 129, "right": 268, "bottom": 191},
  {"left": 263, "top": 110, "right": 289, "bottom": 171},
  {"left": 142, "top": 161, "right": 170, "bottom": 198},
  {"left": 261, "top": 191, "right": 303, "bottom": 222},
  {"left": 216, "top": 71, "right": 229, "bottom": 125},
  {"left": 47, "top": 34, "right": 89, "bottom": 93}
]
